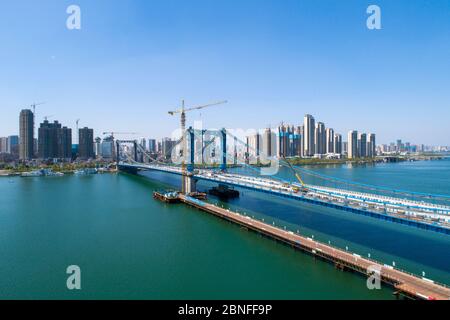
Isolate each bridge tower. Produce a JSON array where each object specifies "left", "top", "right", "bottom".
[
  {"left": 234, "top": 136, "right": 238, "bottom": 165},
  {"left": 220, "top": 128, "right": 227, "bottom": 172},
  {"left": 116, "top": 141, "right": 120, "bottom": 164},
  {"left": 187, "top": 127, "right": 195, "bottom": 173},
  {"left": 184, "top": 127, "right": 197, "bottom": 194}
]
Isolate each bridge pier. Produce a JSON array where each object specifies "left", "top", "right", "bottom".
[
  {"left": 184, "top": 174, "right": 197, "bottom": 194},
  {"left": 116, "top": 141, "right": 120, "bottom": 164},
  {"left": 182, "top": 128, "right": 197, "bottom": 194},
  {"left": 335, "top": 262, "right": 345, "bottom": 271},
  {"left": 187, "top": 127, "right": 195, "bottom": 173}
]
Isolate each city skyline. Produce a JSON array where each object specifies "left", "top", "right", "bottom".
[
  {"left": 2, "top": 108, "right": 447, "bottom": 163},
  {"left": 5, "top": 107, "right": 448, "bottom": 144},
  {"left": 1, "top": 1, "right": 450, "bottom": 145},
  {"left": 4, "top": 107, "right": 445, "bottom": 165}
]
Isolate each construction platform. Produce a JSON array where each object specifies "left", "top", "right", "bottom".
[
  {"left": 153, "top": 191, "right": 180, "bottom": 203},
  {"left": 208, "top": 184, "right": 240, "bottom": 199}
]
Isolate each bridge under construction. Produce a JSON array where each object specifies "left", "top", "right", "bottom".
[
  {"left": 118, "top": 161, "right": 450, "bottom": 235},
  {"left": 113, "top": 101, "right": 450, "bottom": 300}
]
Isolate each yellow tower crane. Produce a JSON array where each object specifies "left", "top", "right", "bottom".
[{"left": 282, "top": 156, "right": 308, "bottom": 193}]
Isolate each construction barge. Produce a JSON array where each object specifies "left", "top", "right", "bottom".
[
  {"left": 153, "top": 190, "right": 207, "bottom": 203},
  {"left": 153, "top": 191, "right": 181, "bottom": 203},
  {"left": 208, "top": 184, "right": 240, "bottom": 199},
  {"left": 153, "top": 191, "right": 450, "bottom": 300}
]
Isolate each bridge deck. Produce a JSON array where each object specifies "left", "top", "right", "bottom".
[
  {"left": 179, "top": 194, "right": 450, "bottom": 300},
  {"left": 118, "top": 162, "right": 450, "bottom": 234}
]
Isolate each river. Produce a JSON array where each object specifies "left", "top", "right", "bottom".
[{"left": 0, "top": 159, "right": 449, "bottom": 299}]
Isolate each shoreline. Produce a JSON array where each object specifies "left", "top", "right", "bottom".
[
  {"left": 0, "top": 155, "right": 447, "bottom": 176},
  {"left": 253, "top": 155, "right": 446, "bottom": 168},
  {"left": 0, "top": 168, "right": 117, "bottom": 177}
]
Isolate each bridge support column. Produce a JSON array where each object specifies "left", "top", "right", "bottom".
[
  {"left": 116, "top": 141, "right": 120, "bottom": 164},
  {"left": 184, "top": 175, "right": 197, "bottom": 194},
  {"left": 220, "top": 128, "right": 227, "bottom": 172},
  {"left": 187, "top": 127, "right": 195, "bottom": 173},
  {"left": 201, "top": 129, "right": 206, "bottom": 165},
  {"left": 234, "top": 136, "right": 238, "bottom": 165}
]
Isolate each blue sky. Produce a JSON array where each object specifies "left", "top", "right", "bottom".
[{"left": 1, "top": 0, "right": 449, "bottom": 145}]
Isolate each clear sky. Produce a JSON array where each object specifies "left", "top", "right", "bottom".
[{"left": 1, "top": 0, "right": 449, "bottom": 145}]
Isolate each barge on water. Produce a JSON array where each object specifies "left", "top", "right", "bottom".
[
  {"left": 153, "top": 190, "right": 180, "bottom": 203},
  {"left": 208, "top": 184, "right": 240, "bottom": 199},
  {"left": 153, "top": 190, "right": 208, "bottom": 203}
]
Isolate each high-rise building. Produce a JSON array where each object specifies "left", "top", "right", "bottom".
[
  {"left": 326, "top": 128, "right": 335, "bottom": 154},
  {"left": 247, "top": 133, "right": 261, "bottom": 161},
  {"left": 358, "top": 133, "right": 367, "bottom": 158},
  {"left": 343, "top": 141, "right": 348, "bottom": 154},
  {"left": 57, "top": 126, "right": 72, "bottom": 159},
  {"left": 0, "top": 137, "right": 7, "bottom": 153},
  {"left": 368, "top": 133, "right": 376, "bottom": 157},
  {"left": 148, "top": 139, "right": 157, "bottom": 153},
  {"left": 263, "top": 128, "right": 272, "bottom": 157},
  {"left": 314, "top": 122, "right": 326, "bottom": 155},
  {"left": 297, "top": 125, "right": 304, "bottom": 157},
  {"left": 157, "top": 141, "right": 162, "bottom": 154},
  {"left": 38, "top": 120, "right": 60, "bottom": 159},
  {"left": 94, "top": 137, "right": 102, "bottom": 158},
  {"left": 289, "top": 126, "right": 301, "bottom": 157},
  {"left": 334, "top": 133, "right": 342, "bottom": 154},
  {"left": 78, "top": 127, "right": 94, "bottom": 160},
  {"left": 347, "top": 130, "right": 358, "bottom": 159},
  {"left": 304, "top": 114, "right": 315, "bottom": 157},
  {"left": 396, "top": 139, "right": 403, "bottom": 152},
  {"left": 367, "top": 141, "right": 373, "bottom": 158},
  {"left": 139, "top": 138, "right": 147, "bottom": 151},
  {"left": 7, "top": 135, "right": 19, "bottom": 155},
  {"left": 101, "top": 136, "right": 115, "bottom": 160},
  {"left": 38, "top": 120, "right": 72, "bottom": 160},
  {"left": 292, "top": 126, "right": 303, "bottom": 157},
  {"left": 19, "top": 109, "right": 34, "bottom": 160},
  {"left": 33, "top": 138, "right": 38, "bottom": 158},
  {"left": 162, "top": 137, "right": 176, "bottom": 160},
  {"left": 277, "top": 125, "right": 289, "bottom": 157}
]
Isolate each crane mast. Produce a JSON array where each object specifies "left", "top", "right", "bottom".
[
  {"left": 282, "top": 155, "right": 308, "bottom": 193},
  {"left": 180, "top": 100, "right": 187, "bottom": 194}
]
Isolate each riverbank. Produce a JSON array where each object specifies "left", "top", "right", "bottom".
[
  {"left": 286, "top": 154, "right": 445, "bottom": 167},
  {"left": 0, "top": 170, "right": 13, "bottom": 177},
  {"left": 288, "top": 158, "right": 381, "bottom": 166},
  {"left": 0, "top": 166, "right": 117, "bottom": 177},
  {"left": 0, "top": 161, "right": 118, "bottom": 176}
]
